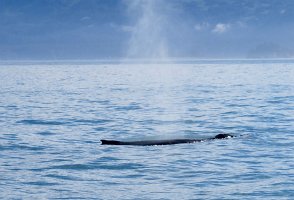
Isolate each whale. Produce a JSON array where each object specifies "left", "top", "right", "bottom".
[{"left": 101, "top": 133, "right": 234, "bottom": 146}]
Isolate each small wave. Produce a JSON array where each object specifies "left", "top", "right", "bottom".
[
  {"left": 73, "top": 119, "right": 113, "bottom": 124},
  {"left": 3, "top": 105, "right": 19, "bottom": 110},
  {"left": 45, "top": 174, "right": 82, "bottom": 181},
  {"left": 49, "top": 164, "right": 95, "bottom": 170},
  {"left": 17, "top": 119, "right": 66, "bottom": 125},
  {"left": 220, "top": 111, "right": 239, "bottom": 115},
  {"left": 0, "top": 144, "right": 46, "bottom": 151},
  {"left": 183, "top": 119, "right": 206, "bottom": 124},
  {"left": 225, "top": 103, "right": 251, "bottom": 108},
  {"left": 94, "top": 127, "right": 108, "bottom": 131},
  {"left": 22, "top": 181, "right": 58, "bottom": 186},
  {"left": 35, "top": 131, "right": 56, "bottom": 136},
  {"left": 113, "top": 103, "right": 142, "bottom": 111},
  {"left": 49, "top": 162, "right": 144, "bottom": 171}
]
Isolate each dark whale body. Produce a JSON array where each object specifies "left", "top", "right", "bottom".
[{"left": 101, "top": 134, "right": 233, "bottom": 146}]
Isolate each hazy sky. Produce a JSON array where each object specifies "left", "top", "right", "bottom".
[{"left": 1, "top": 0, "right": 294, "bottom": 60}]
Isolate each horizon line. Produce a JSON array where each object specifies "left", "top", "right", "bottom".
[{"left": 1, "top": 57, "right": 294, "bottom": 65}]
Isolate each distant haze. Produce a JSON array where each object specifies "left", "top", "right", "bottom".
[{"left": 1, "top": 0, "right": 294, "bottom": 60}]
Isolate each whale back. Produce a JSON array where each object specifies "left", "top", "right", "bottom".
[{"left": 101, "top": 134, "right": 234, "bottom": 146}]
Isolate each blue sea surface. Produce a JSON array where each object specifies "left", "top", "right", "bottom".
[{"left": 0, "top": 60, "right": 293, "bottom": 199}]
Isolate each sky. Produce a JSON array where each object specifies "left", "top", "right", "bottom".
[{"left": 0, "top": 0, "right": 294, "bottom": 60}]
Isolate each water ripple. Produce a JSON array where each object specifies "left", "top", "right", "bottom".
[
  {"left": 17, "top": 119, "right": 66, "bottom": 126},
  {"left": 1, "top": 63, "right": 294, "bottom": 199}
]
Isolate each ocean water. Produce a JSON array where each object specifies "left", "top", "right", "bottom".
[{"left": 0, "top": 60, "right": 293, "bottom": 199}]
